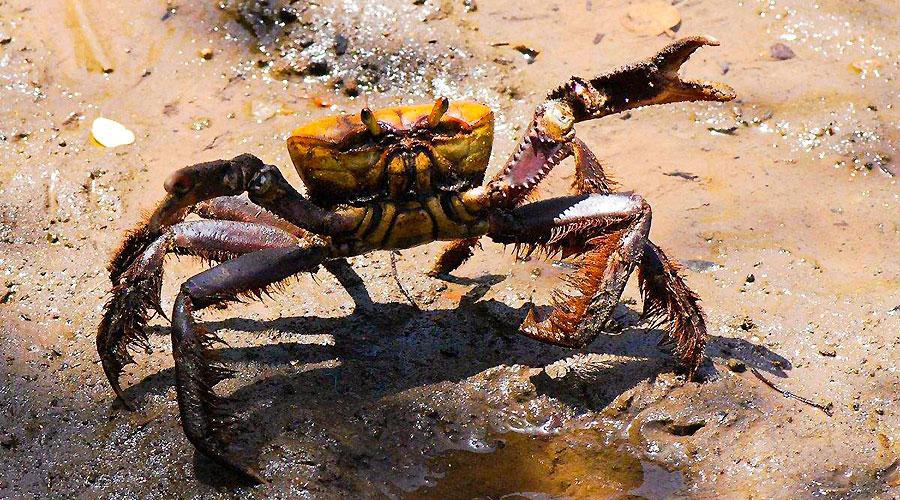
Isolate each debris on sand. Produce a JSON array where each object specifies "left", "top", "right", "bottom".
[
  {"left": 90, "top": 117, "right": 135, "bottom": 148},
  {"left": 770, "top": 42, "right": 795, "bottom": 60},
  {"left": 621, "top": 1, "right": 681, "bottom": 36}
]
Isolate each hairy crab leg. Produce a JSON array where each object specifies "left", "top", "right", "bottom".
[
  {"left": 99, "top": 220, "right": 301, "bottom": 408},
  {"left": 570, "top": 139, "right": 707, "bottom": 377},
  {"left": 110, "top": 154, "right": 357, "bottom": 285},
  {"left": 488, "top": 194, "right": 652, "bottom": 347},
  {"left": 192, "top": 195, "right": 375, "bottom": 311},
  {"left": 429, "top": 36, "right": 734, "bottom": 275},
  {"left": 171, "top": 244, "right": 328, "bottom": 483}
]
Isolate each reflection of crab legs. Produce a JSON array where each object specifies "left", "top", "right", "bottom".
[{"left": 433, "top": 36, "right": 731, "bottom": 376}]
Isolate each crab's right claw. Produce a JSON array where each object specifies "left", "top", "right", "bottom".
[{"left": 550, "top": 35, "right": 735, "bottom": 122}]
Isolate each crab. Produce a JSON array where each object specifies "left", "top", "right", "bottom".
[{"left": 98, "top": 37, "right": 734, "bottom": 482}]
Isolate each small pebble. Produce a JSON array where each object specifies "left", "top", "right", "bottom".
[
  {"left": 199, "top": 48, "right": 214, "bottom": 60},
  {"left": 745, "top": 273, "right": 755, "bottom": 283},
  {"left": 334, "top": 34, "right": 349, "bottom": 56},
  {"left": 770, "top": 43, "right": 795, "bottom": 60}
]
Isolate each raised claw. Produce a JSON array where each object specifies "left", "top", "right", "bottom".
[
  {"left": 650, "top": 36, "right": 736, "bottom": 104},
  {"left": 549, "top": 35, "right": 736, "bottom": 121}
]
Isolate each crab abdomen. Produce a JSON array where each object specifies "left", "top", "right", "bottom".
[
  {"left": 287, "top": 102, "right": 493, "bottom": 207},
  {"left": 331, "top": 194, "right": 488, "bottom": 253}
]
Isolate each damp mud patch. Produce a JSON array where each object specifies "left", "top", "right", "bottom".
[
  {"left": 404, "top": 430, "right": 684, "bottom": 499},
  {"left": 218, "top": 0, "right": 502, "bottom": 100}
]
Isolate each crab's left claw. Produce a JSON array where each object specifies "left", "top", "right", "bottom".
[
  {"left": 550, "top": 35, "right": 736, "bottom": 122},
  {"left": 649, "top": 36, "right": 736, "bottom": 104}
]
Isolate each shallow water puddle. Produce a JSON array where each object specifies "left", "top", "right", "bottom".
[{"left": 406, "top": 430, "right": 683, "bottom": 499}]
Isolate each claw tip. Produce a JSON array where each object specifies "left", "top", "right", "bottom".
[{"left": 699, "top": 35, "right": 720, "bottom": 46}]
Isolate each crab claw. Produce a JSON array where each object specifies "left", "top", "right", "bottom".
[
  {"left": 649, "top": 36, "right": 736, "bottom": 104},
  {"left": 549, "top": 35, "right": 736, "bottom": 122}
]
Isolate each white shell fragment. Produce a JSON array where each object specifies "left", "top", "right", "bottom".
[{"left": 91, "top": 117, "right": 135, "bottom": 148}]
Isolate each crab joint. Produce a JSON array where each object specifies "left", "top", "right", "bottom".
[
  {"left": 535, "top": 101, "right": 575, "bottom": 142},
  {"left": 427, "top": 97, "right": 450, "bottom": 128},
  {"left": 360, "top": 107, "right": 382, "bottom": 136}
]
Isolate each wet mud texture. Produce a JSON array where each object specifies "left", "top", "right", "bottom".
[{"left": 0, "top": 0, "right": 898, "bottom": 498}]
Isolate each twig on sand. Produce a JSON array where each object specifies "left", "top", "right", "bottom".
[
  {"left": 751, "top": 368, "right": 834, "bottom": 416},
  {"left": 390, "top": 251, "right": 420, "bottom": 311}
]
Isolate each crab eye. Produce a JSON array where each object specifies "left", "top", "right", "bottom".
[
  {"left": 360, "top": 107, "right": 382, "bottom": 137},
  {"left": 427, "top": 97, "right": 450, "bottom": 128},
  {"left": 248, "top": 170, "right": 275, "bottom": 195},
  {"left": 164, "top": 172, "right": 193, "bottom": 195}
]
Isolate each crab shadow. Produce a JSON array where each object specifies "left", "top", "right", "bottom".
[{"left": 125, "top": 275, "right": 790, "bottom": 487}]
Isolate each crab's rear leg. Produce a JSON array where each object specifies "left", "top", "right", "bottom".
[{"left": 172, "top": 244, "right": 329, "bottom": 483}]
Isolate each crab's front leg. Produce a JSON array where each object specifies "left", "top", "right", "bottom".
[
  {"left": 101, "top": 155, "right": 362, "bottom": 406},
  {"left": 488, "top": 194, "right": 651, "bottom": 345},
  {"left": 111, "top": 154, "right": 358, "bottom": 282},
  {"left": 171, "top": 243, "right": 330, "bottom": 482},
  {"left": 486, "top": 194, "right": 705, "bottom": 377}
]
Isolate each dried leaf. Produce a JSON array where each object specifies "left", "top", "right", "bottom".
[
  {"left": 90, "top": 117, "right": 135, "bottom": 148},
  {"left": 621, "top": 1, "right": 681, "bottom": 36}
]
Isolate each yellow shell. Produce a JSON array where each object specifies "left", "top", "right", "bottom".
[{"left": 287, "top": 102, "right": 494, "bottom": 207}]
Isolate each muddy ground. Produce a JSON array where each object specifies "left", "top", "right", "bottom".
[{"left": 0, "top": 0, "right": 897, "bottom": 498}]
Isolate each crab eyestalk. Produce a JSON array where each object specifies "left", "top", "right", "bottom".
[
  {"left": 427, "top": 97, "right": 450, "bottom": 128},
  {"left": 360, "top": 107, "right": 382, "bottom": 136}
]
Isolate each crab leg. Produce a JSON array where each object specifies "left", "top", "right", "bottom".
[
  {"left": 567, "top": 140, "right": 707, "bottom": 378},
  {"left": 109, "top": 154, "right": 356, "bottom": 285},
  {"left": 429, "top": 36, "right": 733, "bottom": 275},
  {"left": 549, "top": 35, "right": 735, "bottom": 122},
  {"left": 192, "top": 196, "right": 374, "bottom": 310},
  {"left": 98, "top": 220, "right": 301, "bottom": 408},
  {"left": 171, "top": 244, "right": 328, "bottom": 483},
  {"left": 192, "top": 196, "right": 307, "bottom": 237},
  {"left": 488, "top": 194, "right": 652, "bottom": 346}
]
